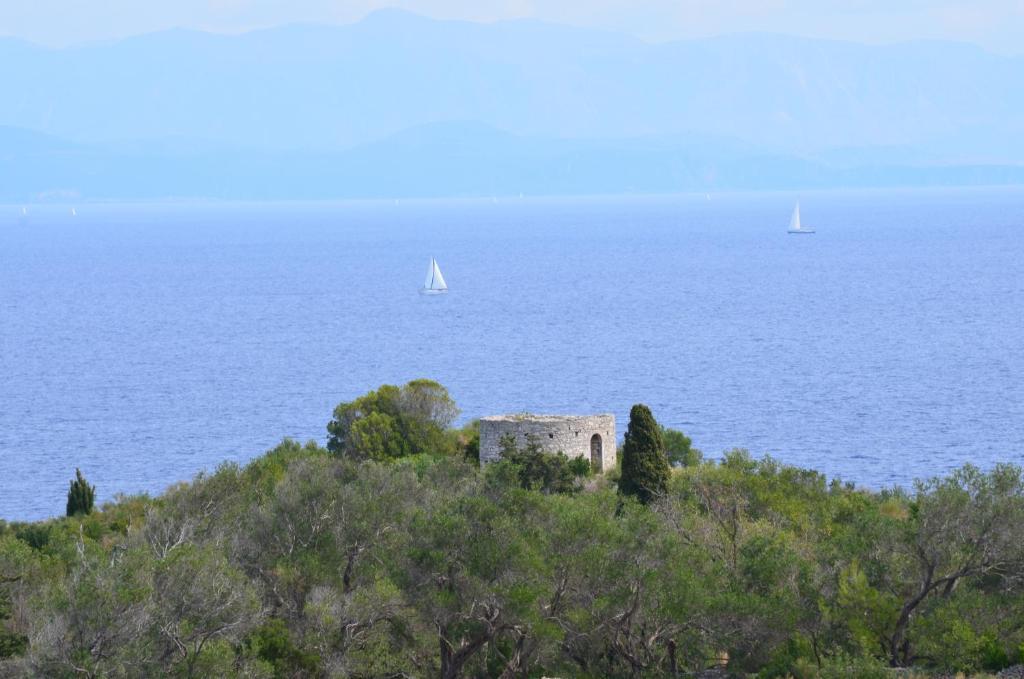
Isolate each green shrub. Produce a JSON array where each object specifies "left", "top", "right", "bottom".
[
  {"left": 245, "top": 618, "right": 319, "bottom": 677},
  {"left": 498, "top": 434, "right": 580, "bottom": 494},
  {"left": 459, "top": 420, "right": 480, "bottom": 463},
  {"left": 756, "top": 635, "right": 817, "bottom": 679},
  {"left": 13, "top": 522, "right": 52, "bottom": 551},
  {"left": 568, "top": 455, "right": 592, "bottom": 477},
  {"left": 816, "top": 653, "right": 890, "bottom": 679},
  {"left": 979, "top": 634, "right": 1010, "bottom": 672},
  {"left": 0, "top": 589, "right": 27, "bottom": 658}
]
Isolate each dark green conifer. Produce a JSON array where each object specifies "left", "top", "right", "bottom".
[
  {"left": 618, "top": 404, "right": 670, "bottom": 505},
  {"left": 66, "top": 468, "right": 96, "bottom": 517}
]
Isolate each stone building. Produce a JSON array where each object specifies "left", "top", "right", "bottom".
[{"left": 479, "top": 414, "right": 617, "bottom": 472}]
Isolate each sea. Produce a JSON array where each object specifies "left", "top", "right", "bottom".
[{"left": 2, "top": 188, "right": 1023, "bottom": 520}]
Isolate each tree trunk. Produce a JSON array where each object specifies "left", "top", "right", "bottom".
[
  {"left": 440, "top": 635, "right": 457, "bottom": 679},
  {"left": 439, "top": 627, "right": 490, "bottom": 679},
  {"left": 888, "top": 573, "right": 935, "bottom": 667},
  {"left": 342, "top": 549, "right": 357, "bottom": 594},
  {"left": 888, "top": 607, "right": 914, "bottom": 666},
  {"left": 667, "top": 638, "right": 678, "bottom": 676},
  {"left": 496, "top": 632, "right": 527, "bottom": 679}
]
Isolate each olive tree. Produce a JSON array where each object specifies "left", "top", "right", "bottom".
[
  {"left": 834, "top": 464, "right": 1024, "bottom": 667},
  {"left": 326, "top": 380, "right": 460, "bottom": 460},
  {"left": 152, "top": 544, "right": 261, "bottom": 677}
]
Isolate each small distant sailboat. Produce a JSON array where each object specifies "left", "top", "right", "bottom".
[
  {"left": 787, "top": 202, "right": 815, "bottom": 234},
  {"left": 20, "top": 207, "right": 27, "bottom": 217},
  {"left": 421, "top": 257, "right": 448, "bottom": 295},
  {"left": 70, "top": 207, "right": 77, "bottom": 217}
]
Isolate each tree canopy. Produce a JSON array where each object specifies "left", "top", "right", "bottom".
[
  {"left": 326, "top": 379, "right": 460, "bottom": 460},
  {"left": 618, "top": 404, "right": 671, "bottom": 504},
  {"left": 662, "top": 425, "right": 702, "bottom": 467},
  {"left": 65, "top": 468, "right": 95, "bottom": 517},
  {"left": 3, "top": 384, "right": 1024, "bottom": 678}
]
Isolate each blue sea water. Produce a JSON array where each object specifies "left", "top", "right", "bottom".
[{"left": 2, "top": 189, "right": 1023, "bottom": 521}]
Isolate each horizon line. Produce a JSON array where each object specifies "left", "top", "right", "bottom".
[{"left": 1, "top": 8, "right": 1019, "bottom": 57}]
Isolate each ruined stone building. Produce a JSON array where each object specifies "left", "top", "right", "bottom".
[{"left": 479, "top": 414, "right": 617, "bottom": 472}]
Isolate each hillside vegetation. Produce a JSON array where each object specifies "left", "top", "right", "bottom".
[{"left": 2, "top": 381, "right": 1023, "bottom": 678}]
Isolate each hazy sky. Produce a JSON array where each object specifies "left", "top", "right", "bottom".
[{"left": 2, "top": 0, "right": 1023, "bottom": 52}]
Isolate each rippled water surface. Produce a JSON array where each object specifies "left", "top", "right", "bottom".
[{"left": 2, "top": 189, "right": 1023, "bottom": 520}]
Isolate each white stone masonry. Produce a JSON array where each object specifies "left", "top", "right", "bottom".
[{"left": 479, "top": 414, "right": 617, "bottom": 472}]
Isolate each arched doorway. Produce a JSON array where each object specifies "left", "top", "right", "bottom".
[{"left": 590, "top": 434, "right": 603, "bottom": 471}]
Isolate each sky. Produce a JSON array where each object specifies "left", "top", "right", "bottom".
[{"left": 1, "top": 0, "right": 1024, "bottom": 53}]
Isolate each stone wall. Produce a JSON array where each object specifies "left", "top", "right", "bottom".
[{"left": 479, "top": 414, "right": 617, "bottom": 472}]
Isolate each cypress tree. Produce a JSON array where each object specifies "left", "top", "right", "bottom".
[
  {"left": 66, "top": 468, "right": 96, "bottom": 517},
  {"left": 618, "top": 404, "right": 670, "bottom": 505}
]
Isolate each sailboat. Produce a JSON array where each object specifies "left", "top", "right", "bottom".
[
  {"left": 421, "top": 257, "right": 448, "bottom": 295},
  {"left": 787, "top": 202, "right": 815, "bottom": 234},
  {"left": 70, "top": 207, "right": 77, "bottom": 217}
]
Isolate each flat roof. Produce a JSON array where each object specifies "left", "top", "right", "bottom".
[{"left": 480, "top": 413, "right": 614, "bottom": 423}]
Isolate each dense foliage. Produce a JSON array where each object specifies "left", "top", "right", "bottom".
[
  {"left": 618, "top": 404, "right": 671, "bottom": 504},
  {"left": 497, "top": 433, "right": 590, "bottom": 494},
  {"left": 662, "top": 426, "right": 703, "bottom": 468},
  {"left": 326, "top": 379, "right": 461, "bottom": 460},
  {"left": 2, "top": 385, "right": 1024, "bottom": 678},
  {"left": 65, "top": 468, "right": 96, "bottom": 517}
]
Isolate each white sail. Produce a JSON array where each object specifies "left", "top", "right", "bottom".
[
  {"left": 431, "top": 259, "right": 448, "bottom": 290},
  {"left": 424, "top": 258, "right": 436, "bottom": 289},
  {"left": 422, "top": 257, "right": 448, "bottom": 293},
  {"left": 787, "top": 201, "right": 815, "bottom": 233},
  {"left": 789, "top": 203, "right": 802, "bottom": 231}
]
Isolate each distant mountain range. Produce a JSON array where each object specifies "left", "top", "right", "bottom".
[
  {"left": 4, "top": 122, "right": 1024, "bottom": 201},
  {"left": 2, "top": 9, "right": 1022, "bottom": 200}
]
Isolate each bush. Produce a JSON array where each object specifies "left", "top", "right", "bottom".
[
  {"left": 498, "top": 434, "right": 582, "bottom": 494},
  {"left": 568, "top": 455, "right": 592, "bottom": 477},
  {"left": 0, "top": 586, "right": 27, "bottom": 659},
  {"left": 245, "top": 618, "right": 319, "bottom": 677},
  {"left": 979, "top": 634, "right": 1010, "bottom": 672},
  {"left": 816, "top": 653, "right": 890, "bottom": 679},
  {"left": 756, "top": 637, "right": 812, "bottom": 678},
  {"left": 12, "top": 523, "right": 52, "bottom": 551},
  {"left": 459, "top": 420, "right": 480, "bottom": 463}
]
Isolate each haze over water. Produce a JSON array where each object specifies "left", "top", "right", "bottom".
[{"left": 2, "top": 188, "right": 1023, "bottom": 520}]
